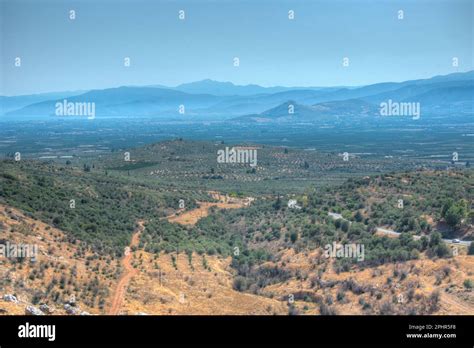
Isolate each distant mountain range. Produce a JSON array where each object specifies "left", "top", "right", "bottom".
[
  {"left": 1, "top": 71, "right": 473, "bottom": 122},
  {"left": 151, "top": 79, "right": 338, "bottom": 96},
  {"left": 0, "top": 90, "right": 87, "bottom": 115}
]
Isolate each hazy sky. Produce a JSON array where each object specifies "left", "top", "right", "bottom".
[{"left": 1, "top": 0, "right": 473, "bottom": 95}]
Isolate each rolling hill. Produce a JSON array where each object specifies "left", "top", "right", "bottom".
[
  {"left": 1, "top": 146, "right": 472, "bottom": 315},
  {"left": 233, "top": 99, "right": 379, "bottom": 123}
]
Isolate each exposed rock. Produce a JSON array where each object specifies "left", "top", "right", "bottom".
[
  {"left": 3, "top": 294, "right": 18, "bottom": 303},
  {"left": 64, "top": 303, "right": 80, "bottom": 315},
  {"left": 9, "top": 213, "right": 21, "bottom": 221},
  {"left": 67, "top": 295, "right": 76, "bottom": 305},
  {"left": 39, "top": 304, "right": 54, "bottom": 314},
  {"left": 25, "top": 305, "right": 44, "bottom": 315}
]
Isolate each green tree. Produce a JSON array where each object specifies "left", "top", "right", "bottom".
[
  {"left": 290, "top": 232, "right": 298, "bottom": 243},
  {"left": 443, "top": 200, "right": 468, "bottom": 229},
  {"left": 468, "top": 242, "right": 474, "bottom": 256},
  {"left": 445, "top": 205, "right": 464, "bottom": 228},
  {"left": 429, "top": 232, "right": 442, "bottom": 247},
  {"left": 273, "top": 195, "right": 282, "bottom": 210}
]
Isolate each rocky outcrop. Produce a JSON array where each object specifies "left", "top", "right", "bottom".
[
  {"left": 3, "top": 294, "right": 18, "bottom": 303},
  {"left": 64, "top": 303, "right": 80, "bottom": 315},
  {"left": 25, "top": 305, "right": 44, "bottom": 315},
  {"left": 39, "top": 304, "right": 55, "bottom": 314}
]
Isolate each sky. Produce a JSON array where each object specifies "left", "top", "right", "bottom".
[{"left": 1, "top": 0, "right": 473, "bottom": 95}]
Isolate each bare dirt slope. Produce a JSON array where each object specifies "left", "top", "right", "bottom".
[
  {"left": 0, "top": 204, "right": 113, "bottom": 315},
  {"left": 167, "top": 192, "right": 253, "bottom": 226},
  {"left": 118, "top": 250, "right": 288, "bottom": 315}
]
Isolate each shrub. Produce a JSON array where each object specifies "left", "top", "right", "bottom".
[
  {"left": 463, "top": 279, "right": 474, "bottom": 289},
  {"left": 336, "top": 290, "right": 346, "bottom": 302},
  {"left": 232, "top": 276, "right": 247, "bottom": 292},
  {"left": 319, "top": 303, "right": 337, "bottom": 315},
  {"left": 379, "top": 301, "right": 395, "bottom": 315},
  {"left": 468, "top": 243, "right": 474, "bottom": 256}
]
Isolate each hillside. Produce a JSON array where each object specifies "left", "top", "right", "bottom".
[
  {"left": 233, "top": 99, "right": 379, "bottom": 123},
  {"left": 94, "top": 139, "right": 446, "bottom": 194},
  {"left": 0, "top": 204, "right": 112, "bottom": 315},
  {"left": 2, "top": 196, "right": 472, "bottom": 315},
  {"left": 0, "top": 204, "right": 287, "bottom": 315},
  {"left": 1, "top": 140, "right": 472, "bottom": 315}
]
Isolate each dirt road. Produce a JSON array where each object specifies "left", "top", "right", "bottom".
[
  {"left": 440, "top": 292, "right": 474, "bottom": 315},
  {"left": 167, "top": 193, "right": 253, "bottom": 226},
  {"left": 108, "top": 221, "right": 143, "bottom": 315}
]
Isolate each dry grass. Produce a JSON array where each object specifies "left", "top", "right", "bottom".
[
  {"left": 167, "top": 193, "right": 253, "bottom": 226},
  {"left": 1, "top": 203, "right": 472, "bottom": 316},
  {"left": 0, "top": 204, "right": 113, "bottom": 315},
  {"left": 119, "top": 251, "right": 287, "bottom": 315}
]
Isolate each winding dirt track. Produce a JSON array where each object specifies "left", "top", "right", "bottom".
[
  {"left": 440, "top": 292, "right": 474, "bottom": 315},
  {"left": 167, "top": 193, "right": 253, "bottom": 226},
  {"left": 108, "top": 221, "right": 143, "bottom": 315}
]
